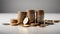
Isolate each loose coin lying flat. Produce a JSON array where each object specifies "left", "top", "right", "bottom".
[
  {"left": 30, "top": 23, "right": 37, "bottom": 26},
  {"left": 39, "top": 24, "right": 48, "bottom": 27},
  {"left": 23, "top": 25, "right": 30, "bottom": 27}
]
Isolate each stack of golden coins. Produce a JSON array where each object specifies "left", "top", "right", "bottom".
[
  {"left": 10, "top": 19, "right": 18, "bottom": 26},
  {"left": 53, "top": 20, "right": 60, "bottom": 23},
  {"left": 45, "top": 20, "right": 54, "bottom": 25},
  {"left": 36, "top": 10, "right": 44, "bottom": 24},
  {"left": 39, "top": 24, "right": 48, "bottom": 27},
  {"left": 27, "top": 10, "right": 35, "bottom": 24},
  {"left": 17, "top": 11, "right": 27, "bottom": 25}
]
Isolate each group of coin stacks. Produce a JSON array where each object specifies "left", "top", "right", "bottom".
[{"left": 10, "top": 10, "right": 60, "bottom": 27}]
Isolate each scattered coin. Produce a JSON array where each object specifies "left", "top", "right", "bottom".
[
  {"left": 39, "top": 24, "right": 48, "bottom": 27},
  {"left": 23, "top": 25, "right": 30, "bottom": 27},
  {"left": 23, "top": 17, "right": 29, "bottom": 25},
  {"left": 30, "top": 23, "right": 37, "bottom": 26}
]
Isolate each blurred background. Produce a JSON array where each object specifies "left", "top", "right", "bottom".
[{"left": 0, "top": 0, "right": 60, "bottom": 13}]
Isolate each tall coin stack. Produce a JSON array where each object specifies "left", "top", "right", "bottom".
[
  {"left": 27, "top": 10, "right": 35, "bottom": 24},
  {"left": 17, "top": 11, "right": 27, "bottom": 25},
  {"left": 36, "top": 10, "right": 44, "bottom": 24}
]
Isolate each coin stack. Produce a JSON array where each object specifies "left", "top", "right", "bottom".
[
  {"left": 27, "top": 10, "right": 35, "bottom": 24},
  {"left": 45, "top": 20, "right": 54, "bottom": 25},
  {"left": 17, "top": 11, "right": 27, "bottom": 25},
  {"left": 36, "top": 10, "right": 44, "bottom": 24},
  {"left": 53, "top": 20, "right": 60, "bottom": 23},
  {"left": 10, "top": 19, "right": 18, "bottom": 26}
]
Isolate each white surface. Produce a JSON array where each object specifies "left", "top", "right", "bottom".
[{"left": 0, "top": 13, "right": 60, "bottom": 34}]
